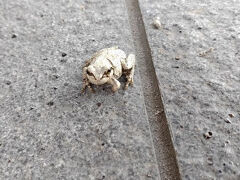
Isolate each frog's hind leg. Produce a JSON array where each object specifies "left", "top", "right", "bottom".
[
  {"left": 121, "top": 54, "right": 135, "bottom": 89},
  {"left": 83, "top": 57, "right": 94, "bottom": 68}
]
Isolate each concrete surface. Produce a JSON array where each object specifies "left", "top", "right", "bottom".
[
  {"left": 0, "top": 0, "right": 160, "bottom": 179},
  {"left": 138, "top": 0, "right": 240, "bottom": 179},
  {"left": 1, "top": 0, "right": 240, "bottom": 179},
  {"left": 126, "top": 1, "right": 181, "bottom": 179}
]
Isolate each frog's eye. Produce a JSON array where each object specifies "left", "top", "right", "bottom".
[
  {"left": 87, "top": 70, "right": 94, "bottom": 76},
  {"left": 103, "top": 69, "right": 111, "bottom": 76}
]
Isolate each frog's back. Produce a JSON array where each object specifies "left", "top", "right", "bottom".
[
  {"left": 90, "top": 47, "right": 126, "bottom": 78},
  {"left": 105, "top": 47, "right": 126, "bottom": 78}
]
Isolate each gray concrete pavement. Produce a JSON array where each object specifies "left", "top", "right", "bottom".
[
  {"left": 139, "top": 0, "right": 240, "bottom": 179},
  {"left": 126, "top": 1, "right": 181, "bottom": 179},
  {"left": 1, "top": 0, "right": 240, "bottom": 179},
  {"left": 0, "top": 0, "right": 160, "bottom": 179}
]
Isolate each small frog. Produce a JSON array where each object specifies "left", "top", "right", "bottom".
[{"left": 82, "top": 46, "right": 135, "bottom": 93}]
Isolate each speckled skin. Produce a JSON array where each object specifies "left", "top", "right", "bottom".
[
  {"left": 0, "top": 0, "right": 160, "bottom": 179},
  {"left": 82, "top": 47, "right": 135, "bottom": 92},
  {"left": 139, "top": 0, "right": 240, "bottom": 179}
]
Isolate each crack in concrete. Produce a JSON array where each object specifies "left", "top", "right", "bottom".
[{"left": 125, "top": 0, "right": 181, "bottom": 179}]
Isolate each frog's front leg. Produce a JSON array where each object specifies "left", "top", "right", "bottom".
[
  {"left": 121, "top": 54, "right": 135, "bottom": 89},
  {"left": 81, "top": 80, "right": 95, "bottom": 93},
  {"left": 108, "top": 78, "right": 121, "bottom": 92},
  {"left": 81, "top": 67, "right": 95, "bottom": 93}
]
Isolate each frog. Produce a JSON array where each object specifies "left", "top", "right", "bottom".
[{"left": 82, "top": 46, "right": 135, "bottom": 93}]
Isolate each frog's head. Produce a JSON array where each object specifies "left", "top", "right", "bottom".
[{"left": 86, "top": 65, "right": 114, "bottom": 85}]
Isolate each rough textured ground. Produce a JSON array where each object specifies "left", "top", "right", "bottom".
[
  {"left": 0, "top": 0, "right": 160, "bottom": 179},
  {"left": 1, "top": 0, "right": 240, "bottom": 179},
  {"left": 139, "top": 0, "right": 240, "bottom": 179},
  {"left": 126, "top": 1, "right": 181, "bottom": 179}
]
